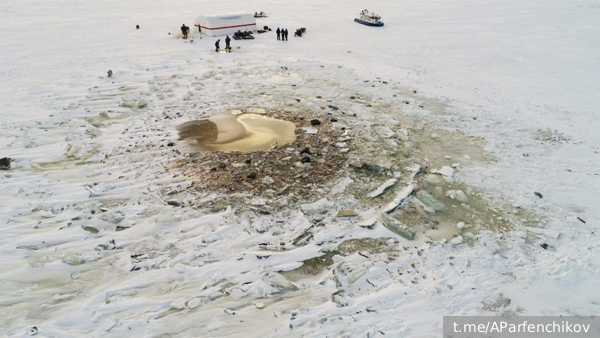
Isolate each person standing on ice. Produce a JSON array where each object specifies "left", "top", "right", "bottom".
[
  {"left": 225, "top": 35, "right": 231, "bottom": 49},
  {"left": 284, "top": 28, "right": 288, "bottom": 41},
  {"left": 276, "top": 28, "right": 281, "bottom": 40},
  {"left": 215, "top": 39, "right": 220, "bottom": 52},
  {"left": 181, "top": 24, "right": 188, "bottom": 39}
]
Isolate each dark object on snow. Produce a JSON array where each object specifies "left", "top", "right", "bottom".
[
  {"left": 366, "top": 165, "right": 381, "bottom": 172},
  {"left": 177, "top": 120, "right": 219, "bottom": 143},
  {"left": 167, "top": 200, "right": 182, "bottom": 207},
  {"left": 328, "top": 105, "right": 339, "bottom": 110},
  {"left": 136, "top": 25, "right": 140, "bottom": 29},
  {"left": 276, "top": 27, "right": 280, "bottom": 40},
  {"left": 300, "top": 148, "right": 311, "bottom": 155},
  {"left": 540, "top": 243, "right": 548, "bottom": 250},
  {"left": 294, "top": 27, "right": 306, "bottom": 37},
  {"left": 302, "top": 157, "right": 311, "bottom": 163},
  {"left": 577, "top": 217, "right": 586, "bottom": 224},
  {"left": 233, "top": 31, "right": 255, "bottom": 40},
  {"left": 0, "top": 157, "right": 10, "bottom": 170},
  {"left": 26, "top": 327, "right": 38, "bottom": 336},
  {"left": 215, "top": 39, "right": 220, "bottom": 52},
  {"left": 181, "top": 24, "right": 189, "bottom": 39},
  {"left": 107, "top": 70, "right": 113, "bottom": 78},
  {"left": 167, "top": 142, "right": 175, "bottom": 147},
  {"left": 534, "top": 192, "right": 543, "bottom": 199},
  {"left": 254, "top": 11, "right": 268, "bottom": 18},
  {"left": 310, "top": 119, "right": 321, "bottom": 126},
  {"left": 247, "top": 172, "right": 257, "bottom": 180},
  {"left": 225, "top": 36, "right": 231, "bottom": 49}
]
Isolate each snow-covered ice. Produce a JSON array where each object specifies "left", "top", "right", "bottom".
[{"left": 1, "top": 0, "right": 599, "bottom": 337}]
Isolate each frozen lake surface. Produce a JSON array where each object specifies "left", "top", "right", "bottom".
[{"left": 0, "top": 0, "right": 599, "bottom": 336}]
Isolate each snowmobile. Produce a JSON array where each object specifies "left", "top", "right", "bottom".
[
  {"left": 254, "top": 11, "right": 268, "bottom": 18},
  {"left": 294, "top": 28, "right": 306, "bottom": 37},
  {"left": 233, "top": 31, "right": 255, "bottom": 40},
  {"left": 354, "top": 9, "right": 384, "bottom": 27}
]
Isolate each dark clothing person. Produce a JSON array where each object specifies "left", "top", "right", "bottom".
[
  {"left": 181, "top": 24, "right": 188, "bottom": 38},
  {"left": 215, "top": 39, "right": 220, "bottom": 52},
  {"left": 276, "top": 28, "right": 281, "bottom": 40},
  {"left": 285, "top": 29, "right": 289, "bottom": 40},
  {"left": 225, "top": 36, "right": 231, "bottom": 49}
]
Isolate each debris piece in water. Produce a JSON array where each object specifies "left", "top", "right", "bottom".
[
  {"left": 540, "top": 243, "right": 548, "bottom": 250},
  {"left": 534, "top": 192, "right": 543, "bottom": 199},
  {"left": 577, "top": 217, "right": 586, "bottom": 224}
]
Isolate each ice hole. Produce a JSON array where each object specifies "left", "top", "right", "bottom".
[{"left": 178, "top": 113, "right": 296, "bottom": 153}]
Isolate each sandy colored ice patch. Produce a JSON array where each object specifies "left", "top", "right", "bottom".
[{"left": 178, "top": 114, "right": 296, "bottom": 153}]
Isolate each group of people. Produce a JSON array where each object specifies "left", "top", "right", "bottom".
[
  {"left": 276, "top": 28, "right": 288, "bottom": 41},
  {"left": 215, "top": 35, "right": 232, "bottom": 52}
]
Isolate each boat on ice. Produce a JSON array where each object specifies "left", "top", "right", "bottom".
[
  {"left": 354, "top": 9, "right": 384, "bottom": 27},
  {"left": 254, "top": 11, "right": 268, "bottom": 18}
]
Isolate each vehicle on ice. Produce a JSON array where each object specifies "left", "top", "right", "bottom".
[
  {"left": 294, "top": 28, "right": 306, "bottom": 37},
  {"left": 354, "top": 9, "right": 384, "bottom": 27},
  {"left": 233, "top": 30, "right": 255, "bottom": 40},
  {"left": 254, "top": 11, "right": 268, "bottom": 18}
]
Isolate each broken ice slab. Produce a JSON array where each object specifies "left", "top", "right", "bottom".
[
  {"left": 407, "top": 164, "right": 421, "bottom": 181},
  {"left": 415, "top": 190, "right": 445, "bottom": 211},
  {"left": 432, "top": 166, "right": 454, "bottom": 177},
  {"left": 382, "top": 183, "right": 416, "bottom": 214},
  {"left": 300, "top": 198, "right": 334, "bottom": 214},
  {"left": 367, "top": 178, "right": 397, "bottom": 198},
  {"left": 445, "top": 189, "right": 468, "bottom": 203},
  {"left": 301, "top": 127, "right": 318, "bottom": 134},
  {"left": 336, "top": 209, "right": 358, "bottom": 218},
  {"left": 381, "top": 213, "right": 415, "bottom": 240},
  {"left": 526, "top": 227, "right": 560, "bottom": 240},
  {"left": 373, "top": 126, "right": 395, "bottom": 139}
]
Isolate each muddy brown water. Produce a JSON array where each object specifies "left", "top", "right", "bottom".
[{"left": 178, "top": 114, "right": 296, "bottom": 153}]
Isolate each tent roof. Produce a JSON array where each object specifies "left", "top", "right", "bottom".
[{"left": 197, "top": 12, "right": 255, "bottom": 27}]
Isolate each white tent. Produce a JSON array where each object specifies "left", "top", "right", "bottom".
[{"left": 194, "top": 13, "right": 257, "bottom": 37}]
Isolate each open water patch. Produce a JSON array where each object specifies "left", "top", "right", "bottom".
[{"left": 178, "top": 113, "right": 296, "bottom": 153}]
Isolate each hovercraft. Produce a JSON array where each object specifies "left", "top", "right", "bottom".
[
  {"left": 254, "top": 11, "right": 268, "bottom": 18},
  {"left": 354, "top": 9, "right": 384, "bottom": 27}
]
